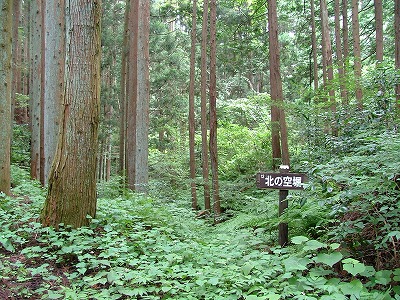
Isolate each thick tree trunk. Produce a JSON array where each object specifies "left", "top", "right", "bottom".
[
  {"left": 268, "top": 0, "right": 289, "bottom": 168},
  {"left": 200, "top": 0, "right": 211, "bottom": 210},
  {"left": 0, "top": 0, "right": 12, "bottom": 195},
  {"left": 209, "top": 0, "right": 220, "bottom": 220},
  {"left": 374, "top": 0, "right": 383, "bottom": 62},
  {"left": 352, "top": 0, "right": 363, "bottom": 109},
  {"left": 135, "top": 0, "right": 150, "bottom": 192},
  {"left": 43, "top": 0, "right": 65, "bottom": 185},
  {"left": 41, "top": 0, "right": 101, "bottom": 229},
  {"left": 189, "top": 0, "right": 198, "bottom": 210},
  {"left": 29, "top": 0, "right": 43, "bottom": 180}
]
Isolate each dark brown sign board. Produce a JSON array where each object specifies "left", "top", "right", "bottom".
[{"left": 256, "top": 172, "right": 307, "bottom": 190}]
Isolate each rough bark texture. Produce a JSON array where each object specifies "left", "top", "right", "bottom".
[
  {"left": 0, "top": 0, "right": 12, "bottom": 195},
  {"left": 396, "top": 0, "right": 400, "bottom": 113},
  {"left": 189, "top": 0, "right": 198, "bottom": 210},
  {"left": 268, "top": 0, "right": 289, "bottom": 168},
  {"left": 29, "top": 0, "right": 43, "bottom": 180},
  {"left": 352, "top": 0, "right": 363, "bottom": 109},
  {"left": 41, "top": 0, "right": 101, "bottom": 229},
  {"left": 209, "top": 0, "right": 220, "bottom": 219},
  {"left": 342, "top": 0, "right": 349, "bottom": 60},
  {"left": 135, "top": 0, "right": 150, "bottom": 192},
  {"left": 374, "top": 0, "right": 383, "bottom": 62},
  {"left": 200, "top": 0, "right": 210, "bottom": 210},
  {"left": 43, "top": 0, "right": 65, "bottom": 185}
]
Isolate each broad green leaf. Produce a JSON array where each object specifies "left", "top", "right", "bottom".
[
  {"left": 291, "top": 236, "right": 309, "bottom": 244},
  {"left": 208, "top": 277, "right": 219, "bottom": 285},
  {"left": 303, "top": 240, "right": 327, "bottom": 251},
  {"left": 242, "top": 262, "right": 255, "bottom": 276},
  {"left": 284, "top": 257, "right": 310, "bottom": 272},
  {"left": 0, "top": 238, "right": 15, "bottom": 253},
  {"left": 107, "top": 270, "right": 119, "bottom": 284},
  {"left": 330, "top": 243, "right": 341, "bottom": 250},
  {"left": 320, "top": 294, "right": 347, "bottom": 300},
  {"left": 342, "top": 258, "right": 366, "bottom": 276},
  {"left": 314, "top": 252, "right": 343, "bottom": 267},
  {"left": 375, "top": 270, "right": 392, "bottom": 285},
  {"left": 265, "top": 293, "right": 281, "bottom": 300},
  {"left": 47, "top": 290, "right": 64, "bottom": 299}
]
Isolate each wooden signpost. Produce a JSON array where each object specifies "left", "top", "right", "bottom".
[{"left": 256, "top": 165, "right": 307, "bottom": 247}]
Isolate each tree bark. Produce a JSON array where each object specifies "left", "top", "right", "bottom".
[
  {"left": 126, "top": 0, "right": 138, "bottom": 190},
  {"left": 320, "top": 0, "right": 337, "bottom": 135},
  {"left": 268, "top": 0, "right": 290, "bottom": 168},
  {"left": 43, "top": 0, "right": 65, "bottom": 185},
  {"left": 374, "top": 0, "right": 383, "bottom": 62},
  {"left": 41, "top": 0, "right": 101, "bottom": 229},
  {"left": 209, "top": 0, "right": 220, "bottom": 220},
  {"left": 29, "top": 0, "right": 43, "bottom": 180},
  {"left": 342, "top": 0, "right": 349, "bottom": 61},
  {"left": 352, "top": 0, "right": 363, "bottom": 109},
  {"left": 0, "top": 0, "right": 12, "bottom": 195},
  {"left": 189, "top": 0, "right": 198, "bottom": 210},
  {"left": 201, "top": 0, "right": 211, "bottom": 210}
]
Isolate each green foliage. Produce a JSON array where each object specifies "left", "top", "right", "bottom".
[{"left": 11, "top": 123, "right": 30, "bottom": 168}]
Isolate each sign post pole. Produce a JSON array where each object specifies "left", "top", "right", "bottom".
[{"left": 278, "top": 165, "right": 289, "bottom": 247}]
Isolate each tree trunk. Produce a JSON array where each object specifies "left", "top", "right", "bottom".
[
  {"left": 119, "top": 0, "right": 130, "bottom": 175},
  {"left": 41, "top": 0, "right": 101, "bottom": 229},
  {"left": 209, "top": 0, "right": 220, "bottom": 220},
  {"left": 352, "top": 0, "right": 363, "bottom": 109},
  {"left": 29, "top": 0, "right": 43, "bottom": 180},
  {"left": 342, "top": 0, "right": 349, "bottom": 61},
  {"left": 334, "top": 0, "right": 348, "bottom": 102},
  {"left": 374, "top": 0, "right": 383, "bottom": 62},
  {"left": 310, "top": 0, "right": 319, "bottom": 90},
  {"left": 11, "top": 0, "right": 21, "bottom": 124},
  {"left": 201, "top": 0, "right": 211, "bottom": 210},
  {"left": 396, "top": 0, "right": 400, "bottom": 114},
  {"left": 126, "top": 0, "right": 138, "bottom": 190},
  {"left": 189, "top": 0, "right": 198, "bottom": 210},
  {"left": 135, "top": 0, "right": 150, "bottom": 193},
  {"left": 0, "top": 0, "right": 12, "bottom": 195},
  {"left": 43, "top": 0, "right": 65, "bottom": 185},
  {"left": 268, "top": 0, "right": 290, "bottom": 168},
  {"left": 320, "top": 0, "right": 337, "bottom": 136}
]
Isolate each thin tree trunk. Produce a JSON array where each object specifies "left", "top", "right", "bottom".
[
  {"left": 39, "top": 0, "right": 45, "bottom": 185},
  {"left": 209, "top": 0, "right": 220, "bottom": 220},
  {"left": 352, "top": 0, "right": 363, "bottom": 109},
  {"left": 268, "top": 0, "right": 289, "bottom": 168},
  {"left": 11, "top": 0, "right": 21, "bottom": 124},
  {"left": 0, "top": 0, "right": 12, "bottom": 195},
  {"left": 119, "top": 0, "right": 129, "bottom": 175},
  {"left": 374, "top": 0, "right": 383, "bottom": 62},
  {"left": 41, "top": 0, "right": 101, "bottom": 229},
  {"left": 201, "top": 0, "right": 211, "bottom": 210},
  {"left": 29, "top": 0, "right": 43, "bottom": 180},
  {"left": 334, "top": 0, "right": 348, "bottom": 102},
  {"left": 342, "top": 0, "right": 349, "bottom": 61},
  {"left": 126, "top": 0, "right": 138, "bottom": 190},
  {"left": 320, "top": 0, "right": 337, "bottom": 136},
  {"left": 310, "top": 0, "right": 319, "bottom": 90},
  {"left": 189, "top": 0, "right": 198, "bottom": 210}
]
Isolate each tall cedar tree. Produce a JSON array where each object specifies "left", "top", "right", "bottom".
[
  {"left": 268, "top": 0, "right": 289, "bottom": 168},
  {"left": 374, "top": 0, "right": 383, "bottom": 62},
  {"left": 334, "top": 0, "right": 348, "bottom": 101},
  {"left": 310, "top": 0, "right": 318, "bottom": 90},
  {"left": 189, "top": 0, "right": 198, "bottom": 210},
  {"left": 209, "top": 0, "right": 220, "bottom": 219},
  {"left": 200, "top": 0, "right": 211, "bottom": 210},
  {"left": 41, "top": 0, "right": 101, "bottom": 228},
  {"left": 0, "top": 0, "right": 12, "bottom": 195},
  {"left": 352, "top": 0, "right": 363, "bottom": 109}
]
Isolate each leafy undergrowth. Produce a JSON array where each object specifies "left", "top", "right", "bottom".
[{"left": 1, "top": 173, "right": 400, "bottom": 300}]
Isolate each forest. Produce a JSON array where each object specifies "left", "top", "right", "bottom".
[{"left": 0, "top": 0, "right": 399, "bottom": 299}]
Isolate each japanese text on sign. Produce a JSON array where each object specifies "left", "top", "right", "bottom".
[{"left": 256, "top": 172, "right": 307, "bottom": 190}]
